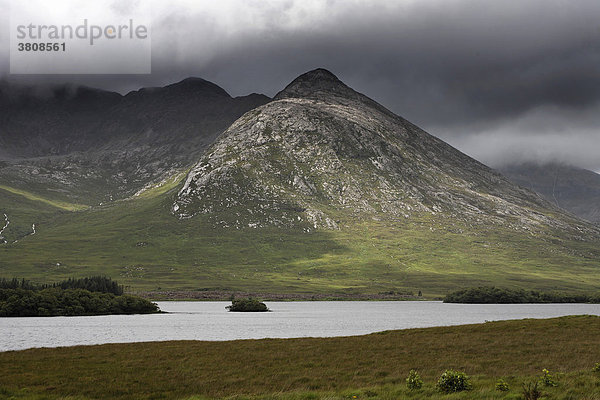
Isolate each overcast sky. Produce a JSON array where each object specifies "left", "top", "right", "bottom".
[{"left": 1, "top": 0, "right": 600, "bottom": 171}]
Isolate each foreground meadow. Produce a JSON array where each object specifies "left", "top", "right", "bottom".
[{"left": 1, "top": 316, "right": 600, "bottom": 399}]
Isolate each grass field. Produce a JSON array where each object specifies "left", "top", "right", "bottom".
[
  {"left": 1, "top": 177, "right": 600, "bottom": 295},
  {"left": 1, "top": 316, "right": 600, "bottom": 399}
]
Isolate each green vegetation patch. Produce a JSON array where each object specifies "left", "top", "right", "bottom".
[
  {"left": 0, "top": 277, "right": 158, "bottom": 316},
  {"left": 0, "top": 276, "right": 124, "bottom": 295},
  {"left": 226, "top": 297, "right": 269, "bottom": 312}
]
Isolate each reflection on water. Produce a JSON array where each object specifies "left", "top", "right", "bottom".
[{"left": 2, "top": 301, "right": 599, "bottom": 351}]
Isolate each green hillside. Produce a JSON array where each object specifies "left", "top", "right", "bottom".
[{"left": 1, "top": 177, "right": 599, "bottom": 296}]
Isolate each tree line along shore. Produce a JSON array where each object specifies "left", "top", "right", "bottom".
[{"left": 0, "top": 276, "right": 159, "bottom": 317}]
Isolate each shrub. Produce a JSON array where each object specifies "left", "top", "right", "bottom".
[
  {"left": 436, "top": 369, "right": 472, "bottom": 393},
  {"left": 495, "top": 378, "right": 510, "bottom": 391},
  {"left": 540, "top": 368, "right": 557, "bottom": 387},
  {"left": 406, "top": 369, "right": 423, "bottom": 390},
  {"left": 593, "top": 363, "right": 600, "bottom": 372},
  {"left": 522, "top": 381, "right": 542, "bottom": 400},
  {"left": 226, "top": 298, "right": 269, "bottom": 312}
]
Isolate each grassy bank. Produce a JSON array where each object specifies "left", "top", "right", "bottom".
[{"left": 1, "top": 316, "right": 600, "bottom": 399}]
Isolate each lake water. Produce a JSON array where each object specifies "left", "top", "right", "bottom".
[{"left": 1, "top": 301, "right": 599, "bottom": 352}]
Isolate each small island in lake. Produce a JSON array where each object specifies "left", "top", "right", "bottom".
[
  {"left": 226, "top": 298, "right": 269, "bottom": 312},
  {"left": 0, "top": 276, "right": 160, "bottom": 317}
]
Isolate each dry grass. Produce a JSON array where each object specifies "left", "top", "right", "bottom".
[{"left": 1, "top": 316, "right": 600, "bottom": 399}]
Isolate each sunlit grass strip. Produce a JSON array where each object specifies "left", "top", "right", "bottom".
[
  {"left": 133, "top": 169, "right": 189, "bottom": 200},
  {"left": 0, "top": 185, "right": 89, "bottom": 211}
]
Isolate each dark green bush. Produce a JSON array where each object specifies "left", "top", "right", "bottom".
[
  {"left": 226, "top": 298, "right": 269, "bottom": 312},
  {"left": 436, "top": 369, "right": 472, "bottom": 393},
  {"left": 593, "top": 363, "right": 600, "bottom": 372}
]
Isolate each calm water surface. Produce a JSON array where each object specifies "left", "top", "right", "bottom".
[{"left": 2, "top": 301, "right": 599, "bottom": 351}]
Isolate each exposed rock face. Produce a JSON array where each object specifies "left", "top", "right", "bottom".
[
  {"left": 0, "top": 79, "right": 270, "bottom": 203},
  {"left": 500, "top": 163, "right": 600, "bottom": 224},
  {"left": 174, "top": 69, "right": 593, "bottom": 235}
]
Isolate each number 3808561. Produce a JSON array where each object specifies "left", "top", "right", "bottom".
[{"left": 17, "top": 42, "right": 66, "bottom": 51}]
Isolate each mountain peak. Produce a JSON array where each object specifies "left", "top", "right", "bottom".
[
  {"left": 164, "top": 77, "right": 231, "bottom": 98},
  {"left": 274, "top": 68, "right": 356, "bottom": 101},
  {"left": 174, "top": 66, "right": 592, "bottom": 241},
  {"left": 295, "top": 68, "right": 341, "bottom": 82}
]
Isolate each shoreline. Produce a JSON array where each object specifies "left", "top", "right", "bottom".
[{"left": 129, "top": 290, "right": 428, "bottom": 301}]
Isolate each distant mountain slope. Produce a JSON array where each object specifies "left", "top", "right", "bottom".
[
  {"left": 0, "top": 79, "right": 270, "bottom": 205},
  {"left": 0, "top": 83, "right": 121, "bottom": 157},
  {"left": 500, "top": 163, "right": 600, "bottom": 224}
]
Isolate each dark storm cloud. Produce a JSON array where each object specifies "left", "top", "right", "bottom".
[{"left": 2, "top": 0, "right": 600, "bottom": 170}]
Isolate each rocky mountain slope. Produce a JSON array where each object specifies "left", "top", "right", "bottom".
[
  {"left": 500, "top": 163, "right": 600, "bottom": 224},
  {"left": 0, "top": 79, "right": 269, "bottom": 204},
  {"left": 174, "top": 69, "right": 594, "bottom": 238}
]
